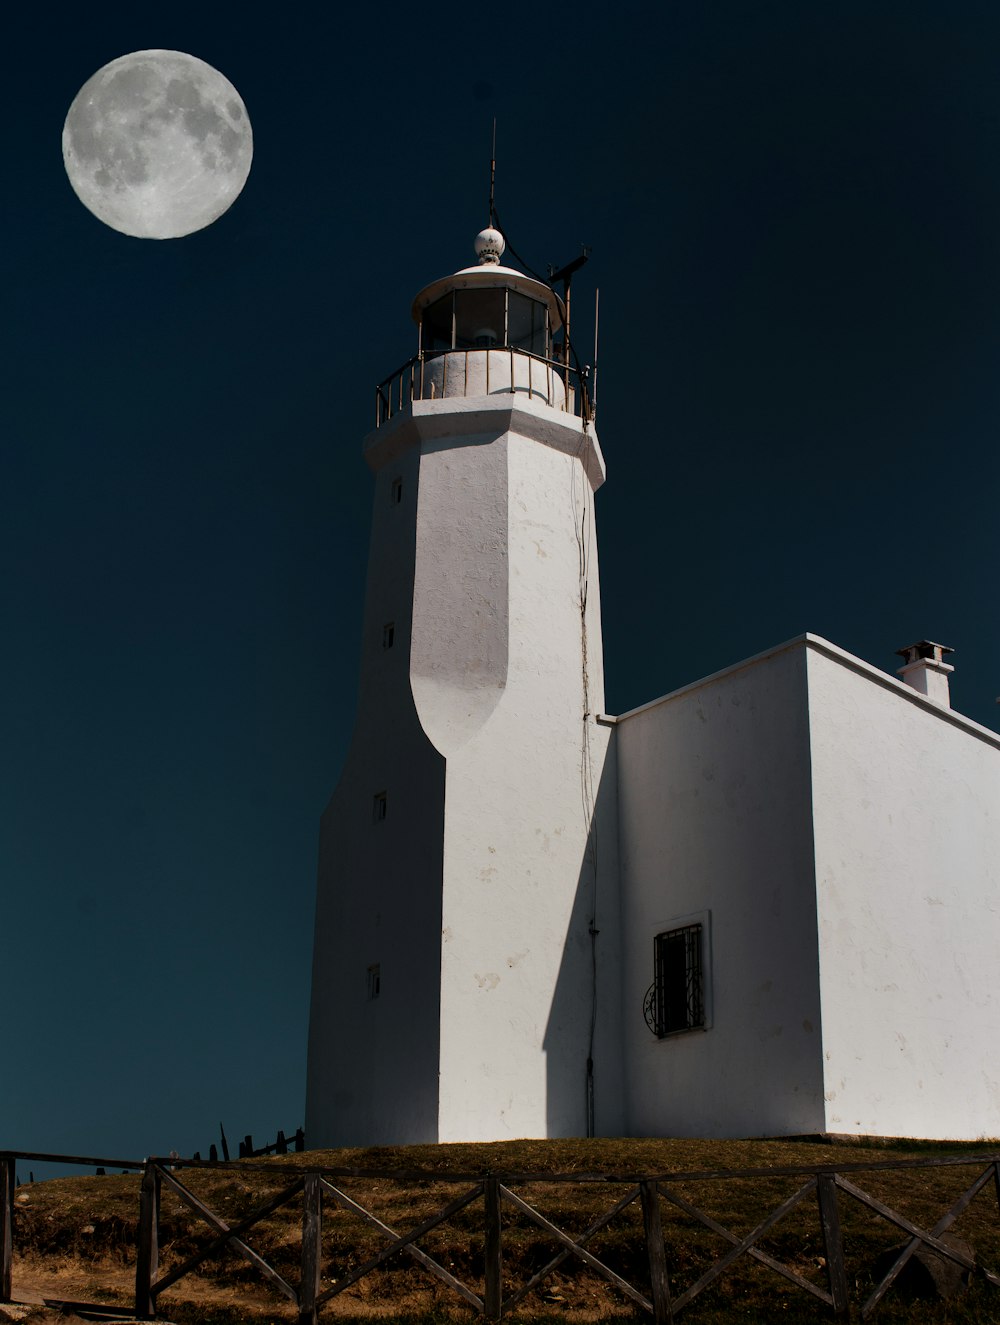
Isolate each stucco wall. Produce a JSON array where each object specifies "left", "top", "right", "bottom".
[
  {"left": 308, "top": 393, "right": 620, "bottom": 1145},
  {"left": 306, "top": 447, "right": 446, "bottom": 1147},
  {"left": 616, "top": 643, "right": 825, "bottom": 1138},
  {"left": 807, "top": 642, "right": 1000, "bottom": 1139},
  {"left": 429, "top": 425, "right": 620, "bottom": 1140}
]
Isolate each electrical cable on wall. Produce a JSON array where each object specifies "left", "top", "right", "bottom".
[{"left": 571, "top": 438, "right": 600, "bottom": 1139}]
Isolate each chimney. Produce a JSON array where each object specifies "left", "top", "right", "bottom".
[{"left": 895, "top": 640, "right": 955, "bottom": 707}]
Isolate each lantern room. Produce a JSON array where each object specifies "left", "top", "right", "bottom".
[{"left": 375, "top": 229, "right": 588, "bottom": 426}]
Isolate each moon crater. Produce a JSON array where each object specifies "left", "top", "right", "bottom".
[{"left": 63, "top": 50, "right": 253, "bottom": 239}]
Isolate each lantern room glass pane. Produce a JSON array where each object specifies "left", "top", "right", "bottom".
[
  {"left": 454, "top": 288, "right": 506, "bottom": 350},
  {"left": 508, "top": 292, "right": 549, "bottom": 357},
  {"left": 422, "top": 294, "right": 453, "bottom": 352}
]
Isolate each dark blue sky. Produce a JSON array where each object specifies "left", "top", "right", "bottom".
[{"left": 4, "top": 0, "right": 1000, "bottom": 1171}]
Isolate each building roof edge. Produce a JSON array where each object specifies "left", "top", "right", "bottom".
[
  {"left": 613, "top": 632, "right": 1000, "bottom": 752},
  {"left": 802, "top": 634, "right": 1000, "bottom": 751}
]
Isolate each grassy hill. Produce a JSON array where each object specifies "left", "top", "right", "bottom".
[{"left": 7, "top": 1136, "right": 1000, "bottom": 1324}]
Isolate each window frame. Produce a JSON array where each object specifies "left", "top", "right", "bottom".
[
  {"left": 645, "top": 910, "right": 712, "bottom": 1039},
  {"left": 419, "top": 288, "right": 551, "bottom": 360}
]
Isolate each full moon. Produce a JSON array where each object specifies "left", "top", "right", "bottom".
[{"left": 62, "top": 50, "right": 253, "bottom": 239}]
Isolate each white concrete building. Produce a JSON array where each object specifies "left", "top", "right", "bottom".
[
  {"left": 306, "top": 233, "right": 1000, "bottom": 1145},
  {"left": 617, "top": 634, "right": 1000, "bottom": 1140}
]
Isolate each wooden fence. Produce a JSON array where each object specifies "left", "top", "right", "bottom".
[{"left": 2, "top": 1148, "right": 1000, "bottom": 1323}]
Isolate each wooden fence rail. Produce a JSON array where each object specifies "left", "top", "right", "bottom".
[{"left": 2, "top": 1149, "right": 1000, "bottom": 1322}]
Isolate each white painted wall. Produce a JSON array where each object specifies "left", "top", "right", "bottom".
[
  {"left": 616, "top": 642, "right": 825, "bottom": 1139},
  {"left": 307, "top": 385, "right": 622, "bottom": 1145},
  {"left": 306, "top": 445, "right": 447, "bottom": 1147},
  {"left": 614, "top": 632, "right": 1000, "bottom": 1143},
  {"left": 807, "top": 640, "right": 1000, "bottom": 1139},
  {"left": 421, "top": 349, "right": 568, "bottom": 411},
  {"left": 420, "top": 416, "right": 620, "bottom": 1140},
  {"left": 397, "top": 397, "right": 619, "bottom": 1140}
]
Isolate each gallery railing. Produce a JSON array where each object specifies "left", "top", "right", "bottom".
[
  {"left": 374, "top": 347, "right": 593, "bottom": 429},
  {"left": 3, "top": 1147, "right": 1000, "bottom": 1323}
]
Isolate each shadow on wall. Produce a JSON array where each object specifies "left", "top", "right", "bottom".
[{"left": 543, "top": 747, "right": 622, "bottom": 1138}]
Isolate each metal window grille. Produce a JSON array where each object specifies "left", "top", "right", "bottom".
[{"left": 644, "top": 923, "right": 704, "bottom": 1037}]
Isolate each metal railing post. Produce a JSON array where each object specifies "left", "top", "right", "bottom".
[
  {"left": 1, "top": 1158, "right": 14, "bottom": 1304},
  {"left": 640, "top": 1180, "right": 672, "bottom": 1324},
  {"left": 135, "top": 1160, "right": 161, "bottom": 1320},
  {"left": 374, "top": 349, "right": 583, "bottom": 425},
  {"left": 299, "top": 1173, "right": 322, "bottom": 1325},
  {"left": 484, "top": 1176, "right": 502, "bottom": 1322},
  {"left": 817, "top": 1175, "right": 850, "bottom": 1318}
]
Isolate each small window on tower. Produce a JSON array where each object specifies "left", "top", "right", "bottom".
[
  {"left": 373, "top": 791, "right": 387, "bottom": 822},
  {"left": 390, "top": 476, "right": 403, "bottom": 505},
  {"left": 382, "top": 622, "right": 395, "bottom": 650},
  {"left": 367, "top": 964, "right": 381, "bottom": 1000}
]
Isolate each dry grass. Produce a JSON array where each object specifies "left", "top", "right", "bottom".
[{"left": 7, "top": 1137, "right": 1000, "bottom": 1323}]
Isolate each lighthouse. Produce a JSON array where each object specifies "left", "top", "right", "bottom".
[
  {"left": 305, "top": 228, "right": 623, "bottom": 1145},
  {"left": 305, "top": 227, "right": 1000, "bottom": 1149}
]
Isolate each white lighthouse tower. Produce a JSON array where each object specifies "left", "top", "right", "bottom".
[{"left": 306, "top": 228, "right": 623, "bottom": 1145}]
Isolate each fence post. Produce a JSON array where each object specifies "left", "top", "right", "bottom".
[
  {"left": 640, "top": 1181, "right": 672, "bottom": 1324},
  {"left": 134, "top": 1161, "right": 161, "bottom": 1320},
  {"left": 817, "top": 1175, "right": 850, "bottom": 1319},
  {"left": 298, "top": 1173, "right": 322, "bottom": 1325},
  {"left": 483, "top": 1177, "right": 502, "bottom": 1323},
  {"left": 1, "top": 1157, "right": 14, "bottom": 1304}
]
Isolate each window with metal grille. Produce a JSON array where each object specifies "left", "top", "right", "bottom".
[{"left": 644, "top": 923, "right": 705, "bottom": 1037}]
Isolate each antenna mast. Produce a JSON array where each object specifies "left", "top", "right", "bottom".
[
  {"left": 548, "top": 246, "right": 591, "bottom": 367},
  {"left": 488, "top": 118, "right": 497, "bottom": 227},
  {"left": 592, "top": 287, "right": 600, "bottom": 417}
]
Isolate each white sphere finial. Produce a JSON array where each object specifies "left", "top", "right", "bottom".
[{"left": 475, "top": 227, "right": 505, "bottom": 265}]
